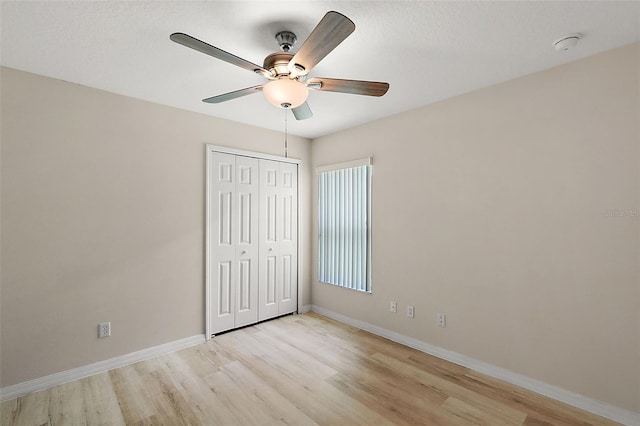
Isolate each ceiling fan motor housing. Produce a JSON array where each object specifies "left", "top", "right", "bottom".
[
  {"left": 265, "top": 31, "right": 306, "bottom": 78},
  {"left": 263, "top": 52, "right": 294, "bottom": 77}
]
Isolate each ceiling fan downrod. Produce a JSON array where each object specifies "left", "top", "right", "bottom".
[{"left": 275, "top": 31, "right": 296, "bottom": 52}]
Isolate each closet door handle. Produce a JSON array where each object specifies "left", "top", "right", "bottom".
[{"left": 241, "top": 250, "right": 247, "bottom": 255}]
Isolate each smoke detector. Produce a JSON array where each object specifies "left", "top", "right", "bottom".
[{"left": 553, "top": 33, "right": 582, "bottom": 51}]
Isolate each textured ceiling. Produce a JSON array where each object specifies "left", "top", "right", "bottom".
[{"left": 1, "top": 1, "right": 639, "bottom": 139}]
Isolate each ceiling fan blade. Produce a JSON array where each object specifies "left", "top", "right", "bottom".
[
  {"left": 202, "top": 85, "right": 263, "bottom": 104},
  {"left": 307, "top": 78, "right": 389, "bottom": 97},
  {"left": 289, "top": 11, "right": 355, "bottom": 74},
  {"left": 292, "top": 102, "right": 313, "bottom": 120},
  {"left": 170, "top": 32, "right": 269, "bottom": 76}
]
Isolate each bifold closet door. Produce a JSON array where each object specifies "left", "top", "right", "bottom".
[
  {"left": 209, "top": 152, "right": 259, "bottom": 334},
  {"left": 259, "top": 159, "right": 298, "bottom": 321}
]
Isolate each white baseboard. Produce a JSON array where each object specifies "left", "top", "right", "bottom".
[
  {"left": 298, "top": 304, "right": 312, "bottom": 314},
  {"left": 310, "top": 305, "right": 640, "bottom": 426},
  {"left": 0, "top": 334, "right": 205, "bottom": 402}
]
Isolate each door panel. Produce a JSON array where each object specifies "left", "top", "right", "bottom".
[
  {"left": 266, "top": 256, "right": 277, "bottom": 304},
  {"left": 278, "top": 162, "right": 298, "bottom": 315},
  {"left": 238, "top": 259, "right": 250, "bottom": 311},
  {"left": 282, "top": 255, "right": 292, "bottom": 301},
  {"left": 219, "top": 192, "right": 232, "bottom": 245},
  {"left": 210, "top": 152, "right": 236, "bottom": 334},
  {"left": 282, "top": 194, "right": 293, "bottom": 242},
  {"left": 234, "top": 155, "right": 259, "bottom": 328},
  {"left": 239, "top": 193, "right": 251, "bottom": 244},
  {"left": 259, "top": 159, "right": 298, "bottom": 319},
  {"left": 266, "top": 194, "right": 277, "bottom": 243},
  {"left": 218, "top": 261, "right": 232, "bottom": 315},
  {"left": 259, "top": 160, "right": 280, "bottom": 320}
]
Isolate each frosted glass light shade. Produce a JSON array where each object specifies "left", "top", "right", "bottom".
[{"left": 263, "top": 79, "right": 309, "bottom": 109}]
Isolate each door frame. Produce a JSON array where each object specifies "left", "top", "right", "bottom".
[{"left": 205, "top": 144, "right": 301, "bottom": 339}]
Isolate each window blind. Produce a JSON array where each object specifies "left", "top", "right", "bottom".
[{"left": 317, "top": 161, "right": 371, "bottom": 292}]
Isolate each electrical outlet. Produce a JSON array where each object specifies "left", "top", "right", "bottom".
[
  {"left": 437, "top": 313, "right": 446, "bottom": 328},
  {"left": 390, "top": 301, "right": 397, "bottom": 313},
  {"left": 407, "top": 305, "right": 415, "bottom": 318},
  {"left": 98, "top": 322, "right": 111, "bottom": 338}
]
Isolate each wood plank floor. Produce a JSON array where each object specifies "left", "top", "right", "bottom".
[{"left": 1, "top": 313, "right": 620, "bottom": 425}]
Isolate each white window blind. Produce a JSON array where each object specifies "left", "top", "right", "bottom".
[{"left": 317, "top": 159, "right": 371, "bottom": 293}]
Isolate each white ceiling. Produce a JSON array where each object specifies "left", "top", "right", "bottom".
[{"left": 2, "top": 1, "right": 639, "bottom": 139}]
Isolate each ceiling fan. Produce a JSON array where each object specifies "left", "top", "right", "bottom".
[{"left": 170, "top": 11, "right": 389, "bottom": 120}]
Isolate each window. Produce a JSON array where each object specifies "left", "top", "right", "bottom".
[{"left": 317, "top": 158, "right": 372, "bottom": 293}]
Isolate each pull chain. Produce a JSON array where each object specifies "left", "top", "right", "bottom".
[{"left": 284, "top": 108, "right": 289, "bottom": 158}]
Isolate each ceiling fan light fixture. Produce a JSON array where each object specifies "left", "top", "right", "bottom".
[{"left": 263, "top": 78, "right": 309, "bottom": 109}]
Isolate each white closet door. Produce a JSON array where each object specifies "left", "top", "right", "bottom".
[
  {"left": 278, "top": 162, "right": 298, "bottom": 315},
  {"left": 209, "top": 152, "right": 259, "bottom": 334},
  {"left": 209, "top": 152, "right": 237, "bottom": 334},
  {"left": 233, "top": 155, "right": 259, "bottom": 328},
  {"left": 259, "top": 159, "right": 298, "bottom": 320}
]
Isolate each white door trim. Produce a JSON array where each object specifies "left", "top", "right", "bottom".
[{"left": 206, "top": 144, "right": 301, "bottom": 164}]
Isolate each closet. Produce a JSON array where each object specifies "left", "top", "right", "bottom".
[{"left": 206, "top": 146, "right": 298, "bottom": 336}]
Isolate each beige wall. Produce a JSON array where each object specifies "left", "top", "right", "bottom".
[
  {"left": 0, "top": 67, "right": 312, "bottom": 387},
  {"left": 311, "top": 43, "right": 640, "bottom": 412},
  {"left": 2, "top": 42, "right": 639, "bottom": 414}
]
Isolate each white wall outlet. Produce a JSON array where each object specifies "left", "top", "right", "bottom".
[
  {"left": 407, "top": 305, "right": 415, "bottom": 318},
  {"left": 437, "top": 313, "right": 446, "bottom": 327},
  {"left": 98, "top": 322, "right": 111, "bottom": 338},
  {"left": 390, "top": 301, "right": 397, "bottom": 313}
]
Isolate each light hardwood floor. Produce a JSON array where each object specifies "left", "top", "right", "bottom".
[{"left": 1, "top": 313, "right": 620, "bottom": 425}]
